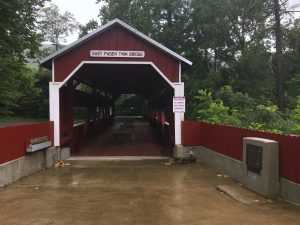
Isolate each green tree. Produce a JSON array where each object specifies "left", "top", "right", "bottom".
[
  {"left": 271, "top": 0, "right": 287, "bottom": 110},
  {"left": 231, "top": 45, "right": 274, "bottom": 99},
  {"left": 289, "top": 98, "right": 300, "bottom": 134},
  {"left": 79, "top": 19, "right": 99, "bottom": 38},
  {"left": 286, "top": 19, "right": 300, "bottom": 105},
  {"left": 0, "top": 0, "right": 45, "bottom": 60},
  {"left": 247, "top": 104, "right": 286, "bottom": 133},
  {"left": 217, "top": 85, "right": 255, "bottom": 112},
  {"left": 39, "top": 3, "right": 78, "bottom": 50},
  {"left": 194, "top": 89, "right": 241, "bottom": 126},
  {"left": 0, "top": 0, "right": 46, "bottom": 116},
  {"left": 98, "top": 0, "right": 155, "bottom": 36},
  {"left": 186, "top": 0, "right": 275, "bottom": 116},
  {"left": 0, "top": 60, "right": 25, "bottom": 115}
]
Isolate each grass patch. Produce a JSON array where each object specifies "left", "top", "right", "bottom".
[{"left": 0, "top": 116, "right": 48, "bottom": 127}]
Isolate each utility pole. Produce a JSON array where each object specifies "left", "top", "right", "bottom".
[{"left": 273, "top": 0, "right": 285, "bottom": 110}]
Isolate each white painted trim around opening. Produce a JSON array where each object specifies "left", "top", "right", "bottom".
[
  {"left": 49, "top": 82, "right": 61, "bottom": 146},
  {"left": 57, "top": 61, "right": 175, "bottom": 90},
  {"left": 52, "top": 61, "right": 183, "bottom": 147},
  {"left": 174, "top": 83, "right": 185, "bottom": 145}
]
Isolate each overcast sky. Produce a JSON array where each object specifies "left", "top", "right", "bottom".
[
  {"left": 289, "top": 0, "right": 300, "bottom": 8},
  {"left": 52, "top": 0, "right": 300, "bottom": 44}
]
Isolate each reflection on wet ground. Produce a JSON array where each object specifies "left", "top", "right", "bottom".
[{"left": 0, "top": 160, "right": 300, "bottom": 225}]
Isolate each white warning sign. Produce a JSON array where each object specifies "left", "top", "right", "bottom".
[{"left": 173, "top": 97, "right": 186, "bottom": 113}]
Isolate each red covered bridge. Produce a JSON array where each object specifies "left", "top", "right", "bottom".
[
  {"left": 1, "top": 18, "right": 300, "bottom": 206},
  {"left": 41, "top": 18, "right": 192, "bottom": 156}
]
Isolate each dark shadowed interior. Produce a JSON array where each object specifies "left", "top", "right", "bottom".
[{"left": 60, "top": 63, "right": 175, "bottom": 156}]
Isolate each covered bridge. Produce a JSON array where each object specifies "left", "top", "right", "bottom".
[{"left": 41, "top": 18, "right": 192, "bottom": 157}]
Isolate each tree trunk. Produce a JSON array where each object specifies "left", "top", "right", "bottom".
[
  {"left": 55, "top": 34, "right": 60, "bottom": 51},
  {"left": 273, "top": 0, "right": 285, "bottom": 110},
  {"left": 214, "top": 48, "right": 218, "bottom": 72}
]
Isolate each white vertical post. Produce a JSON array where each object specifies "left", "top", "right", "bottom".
[
  {"left": 174, "top": 83, "right": 185, "bottom": 145},
  {"left": 49, "top": 82, "right": 61, "bottom": 147},
  {"left": 179, "top": 62, "right": 182, "bottom": 83},
  {"left": 52, "top": 59, "right": 55, "bottom": 82}
]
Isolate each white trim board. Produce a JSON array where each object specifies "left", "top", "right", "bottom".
[
  {"left": 40, "top": 18, "right": 192, "bottom": 67},
  {"left": 57, "top": 61, "right": 175, "bottom": 90},
  {"left": 52, "top": 59, "right": 55, "bottom": 82},
  {"left": 49, "top": 82, "right": 61, "bottom": 146},
  {"left": 179, "top": 62, "right": 182, "bottom": 83}
]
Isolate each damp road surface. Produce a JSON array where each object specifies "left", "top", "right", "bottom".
[{"left": 0, "top": 160, "right": 300, "bottom": 225}]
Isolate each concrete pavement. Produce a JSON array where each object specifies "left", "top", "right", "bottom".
[{"left": 0, "top": 160, "right": 300, "bottom": 225}]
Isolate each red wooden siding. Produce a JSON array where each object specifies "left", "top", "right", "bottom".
[
  {"left": 182, "top": 120, "right": 300, "bottom": 184},
  {"left": 54, "top": 25, "right": 179, "bottom": 82},
  {"left": 0, "top": 122, "right": 54, "bottom": 164}
]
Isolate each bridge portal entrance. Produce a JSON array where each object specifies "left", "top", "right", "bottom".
[{"left": 41, "top": 19, "right": 192, "bottom": 156}]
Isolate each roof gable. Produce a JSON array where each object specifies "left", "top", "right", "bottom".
[{"left": 40, "top": 18, "right": 192, "bottom": 68}]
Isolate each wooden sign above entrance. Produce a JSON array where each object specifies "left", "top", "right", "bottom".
[{"left": 90, "top": 50, "right": 145, "bottom": 58}]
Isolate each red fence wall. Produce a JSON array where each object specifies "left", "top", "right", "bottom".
[
  {"left": 0, "top": 122, "right": 54, "bottom": 164},
  {"left": 182, "top": 120, "right": 300, "bottom": 184}
]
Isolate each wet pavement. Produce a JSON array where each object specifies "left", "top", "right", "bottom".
[{"left": 1, "top": 160, "right": 300, "bottom": 225}]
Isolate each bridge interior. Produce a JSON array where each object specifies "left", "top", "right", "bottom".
[{"left": 60, "top": 63, "right": 175, "bottom": 156}]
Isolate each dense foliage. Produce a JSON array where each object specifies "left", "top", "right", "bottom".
[
  {"left": 0, "top": 1, "right": 76, "bottom": 119},
  {"left": 191, "top": 86, "right": 295, "bottom": 134},
  {"left": 78, "top": 19, "right": 99, "bottom": 38},
  {"left": 0, "top": 0, "right": 47, "bottom": 117}
]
